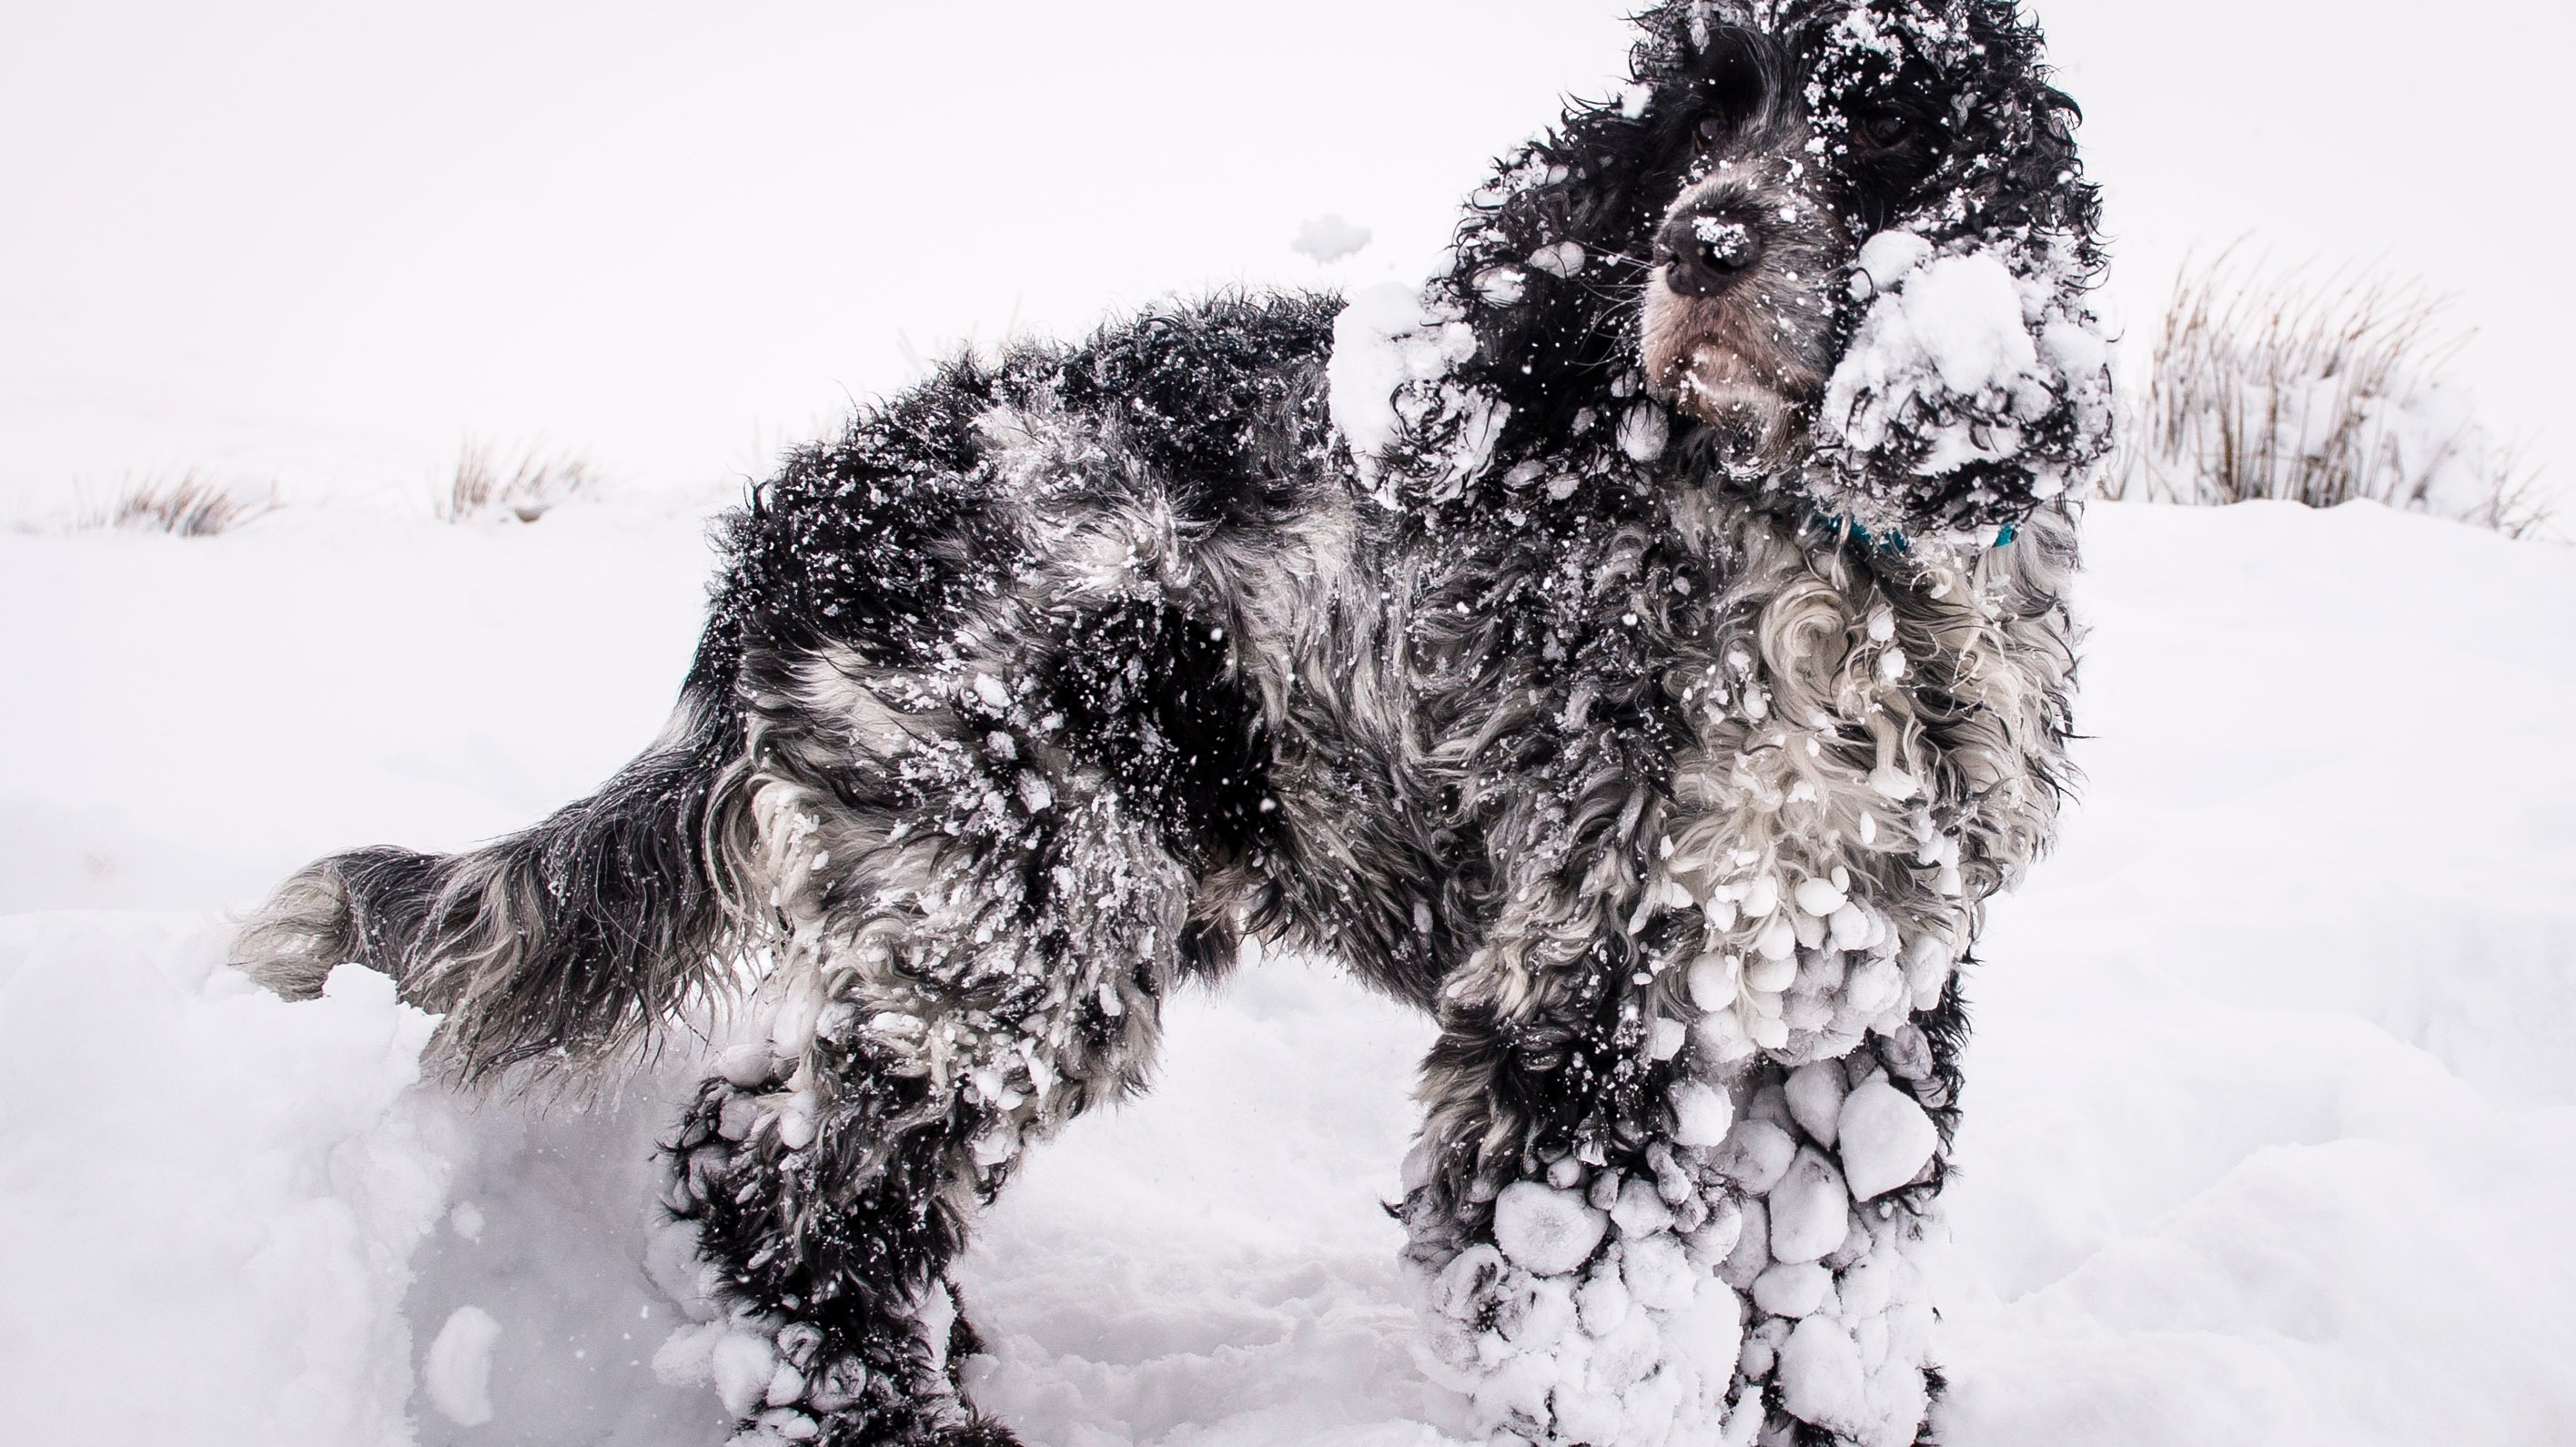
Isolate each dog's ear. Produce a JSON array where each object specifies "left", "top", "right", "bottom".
[
  {"left": 1791, "top": 1, "right": 2114, "bottom": 538},
  {"left": 1798, "top": 0, "right": 2098, "bottom": 246}
]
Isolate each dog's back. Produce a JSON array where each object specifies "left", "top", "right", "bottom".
[{"left": 237, "top": 291, "right": 1367, "bottom": 1078}]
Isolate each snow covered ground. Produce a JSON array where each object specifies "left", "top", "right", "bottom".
[{"left": 2, "top": 496, "right": 2571, "bottom": 1445}]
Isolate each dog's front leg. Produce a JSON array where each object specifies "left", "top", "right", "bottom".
[{"left": 1401, "top": 928, "right": 1952, "bottom": 1447}]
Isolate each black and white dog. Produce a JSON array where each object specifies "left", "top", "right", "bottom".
[{"left": 239, "top": 2, "right": 2106, "bottom": 1442}]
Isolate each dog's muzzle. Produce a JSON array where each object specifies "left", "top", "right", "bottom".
[
  {"left": 1640, "top": 187, "right": 1825, "bottom": 462},
  {"left": 1654, "top": 201, "right": 1764, "bottom": 299}
]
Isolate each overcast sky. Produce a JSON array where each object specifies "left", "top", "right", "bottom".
[{"left": 5, "top": 0, "right": 2568, "bottom": 513}]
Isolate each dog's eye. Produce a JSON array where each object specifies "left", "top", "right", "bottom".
[
  {"left": 1694, "top": 116, "right": 1729, "bottom": 149},
  {"left": 1849, "top": 112, "right": 1914, "bottom": 152}
]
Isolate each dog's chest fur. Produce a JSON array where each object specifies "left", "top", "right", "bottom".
[{"left": 1386, "top": 482, "right": 2073, "bottom": 1059}]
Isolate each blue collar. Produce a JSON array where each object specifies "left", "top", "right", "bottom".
[{"left": 1811, "top": 511, "right": 2018, "bottom": 552}]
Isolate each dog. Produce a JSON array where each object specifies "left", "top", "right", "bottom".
[{"left": 237, "top": 2, "right": 2106, "bottom": 1442}]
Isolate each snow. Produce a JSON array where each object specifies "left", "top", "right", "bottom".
[
  {"left": 1819, "top": 245, "right": 2093, "bottom": 499},
  {"left": 0, "top": 935, "right": 445, "bottom": 1447},
  {"left": 1711, "top": 1118, "right": 1801, "bottom": 1199},
  {"left": 1784, "top": 1061, "right": 1848, "bottom": 1148},
  {"left": 1325, "top": 284, "right": 1457, "bottom": 477},
  {"left": 1852, "top": 232, "right": 1936, "bottom": 298},
  {"left": 1669, "top": 1078, "right": 1735, "bottom": 1148},
  {"left": 1766, "top": 1148, "right": 1854, "bottom": 1265},
  {"left": 1493, "top": 1181, "right": 1611, "bottom": 1277},
  {"left": 1884, "top": 253, "right": 2040, "bottom": 399},
  {"left": 1752, "top": 1262, "right": 1834, "bottom": 1321},
  {"left": 1834, "top": 1080, "right": 1939, "bottom": 1203},
  {"left": 2, "top": 495, "right": 2574, "bottom": 1445},
  {"left": 424, "top": 1306, "right": 502, "bottom": 1426},
  {"left": 1776, "top": 1316, "right": 1870, "bottom": 1438},
  {"left": 1292, "top": 215, "right": 1374, "bottom": 265}
]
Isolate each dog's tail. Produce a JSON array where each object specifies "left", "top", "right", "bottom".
[{"left": 233, "top": 643, "right": 755, "bottom": 1080}]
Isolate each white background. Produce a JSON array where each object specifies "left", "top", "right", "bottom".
[{"left": 5, "top": 0, "right": 2569, "bottom": 514}]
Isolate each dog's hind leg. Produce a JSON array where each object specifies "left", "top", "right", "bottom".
[{"left": 650, "top": 652, "right": 1197, "bottom": 1445}]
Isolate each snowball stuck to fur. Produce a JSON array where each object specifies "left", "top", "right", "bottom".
[
  {"left": 1614, "top": 1174, "right": 1679, "bottom": 1237},
  {"left": 1868, "top": 764, "right": 1921, "bottom": 801},
  {"left": 1767, "top": 1148, "right": 1852, "bottom": 1263},
  {"left": 1435, "top": 1242, "right": 1507, "bottom": 1321},
  {"left": 1618, "top": 401, "right": 1671, "bottom": 461},
  {"left": 711, "top": 1327, "right": 782, "bottom": 1417},
  {"left": 1622, "top": 1232, "right": 1699, "bottom": 1310},
  {"left": 1578, "top": 1261, "right": 1631, "bottom": 1335},
  {"left": 1742, "top": 875, "right": 1781, "bottom": 917},
  {"left": 1747, "top": 948, "right": 1800, "bottom": 993},
  {"left": 1777, "top": 1316, "right": 1871, "bottom": 1435},
  {"left": 1528, "top": 239, "right": 1586, "bottom": 277},
  {"left": 1672, "top": 1078, "right": 1736, "bottom": 1148},
  {"left": 1326, "top": 283, "right": 1479, "bottom": 479},
  {"left": 1686, "top": 954, "right": 1740, "bottom": 1011},
  {"left": 1904, "top": 253, "right": 2042, "bottom": 397},
  {"left": 645, "top": 1219, "right": 722, "bottom": 1321},
  {"left": 1754, "top": 916, "right": 1800, "bottom": 962},
  {"left": 1793, "top": 877, "right": 1848, "bottom": 918},
  {"left": 1827, "top": 901, "right": 1875, "bottom": 952},
  {"left": 1648, "top": 1017, "right": 1688, "bottom": 1060},
  {"left": 1474, "top": 266, "right": 1528, "bottom": 306},
  {"left": 1752, "top": 1260, "right": 1834, "bottom": 1319},
  {"left": 1503, "top": 1275, "right": 1580, "bottom": 1350},
  {"left": 1852, "top": 229, "right": 1935, "bottom": 297},
  {"left": 1785, "top": 1061, "right": 1848, "bottom": 1147},
  {"left": 652, "top": 1321, "right": 723, "bottom": 1389},
  {"left": 1844, "top": 956, "right": 1906, "bottom": 1021},
  {"left": 1836, "top": 1078, "right": 1941, "bottom": 1199},
  {"left": 1687, "top": 1194, "right": 1747, "bottom": 1268},
  {"left": 1710, "top": 1118, "right": 1798, "bottom": 1195},
  {"left": 1721, "top": 1197, "right": 1772, "bottom": 1288},
  {"left": 716, "top": 1042, "right": 776, "bottom": 1088},
  {"left": 1491, "top": 1180, "right": 1609, "bottom": 1276}
]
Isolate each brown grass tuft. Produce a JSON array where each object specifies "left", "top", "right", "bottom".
[
  {"left": 76, "top": 471, "right": 278, "bottom": 537},
  {"left": 438, "top": 440, "right": 603, "bottom": 523},
  {"left": 2107, "top": 250, "right": 2551, "bottom": 539}
]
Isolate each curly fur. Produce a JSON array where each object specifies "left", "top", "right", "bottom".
[{"left": 236, "top": 3, "right": 2106, "bottom": 1442}]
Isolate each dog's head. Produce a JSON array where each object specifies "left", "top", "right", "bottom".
[{"left": 1334, "top": 0, "right": 2110, "bottom": 541}]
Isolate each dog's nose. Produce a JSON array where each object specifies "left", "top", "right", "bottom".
[{"left": 1656, "top": 207, "right": 1765, "bottom": 298}]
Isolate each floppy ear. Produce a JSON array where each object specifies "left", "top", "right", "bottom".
[
  {"left": 1936, "top": 5, "right": 2102, "bottom": 244},
  {"left": 2015, "top": 84, "right": 2100, "bottom": 238},
  {"left": 1788, "top": 0, "right": 2113, "bottom": 538}
]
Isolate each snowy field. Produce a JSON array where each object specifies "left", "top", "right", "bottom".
[{"left": 3, "top": 496, "right": 2571, "bottom": 1446}]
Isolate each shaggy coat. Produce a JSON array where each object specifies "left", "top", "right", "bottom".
[{"left": 238, "top": 3, "right": 2107, "bottom": 1443}]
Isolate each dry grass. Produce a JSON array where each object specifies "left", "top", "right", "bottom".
[
  {"left": 438, "top": 440, "right": 603, "bottom": 523},
  {"left": 2107, "top": 251, "right": 2552, "bottom": 539},
  {"left": 75, "top": 471, "right": 278, "bottom": 537}
]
